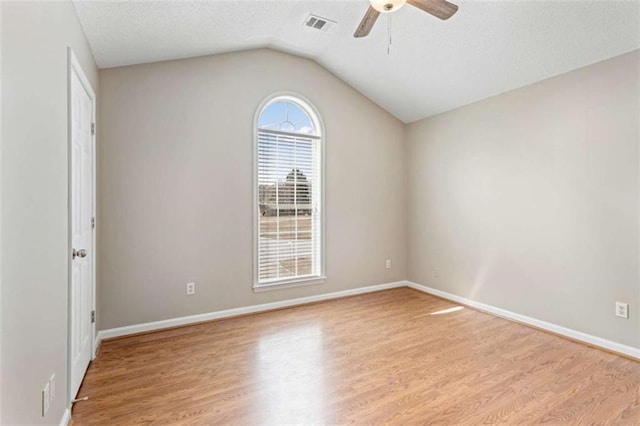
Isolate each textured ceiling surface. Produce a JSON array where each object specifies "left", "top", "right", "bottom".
[{"left": 73, "top": 0, "right": 640, "bottom": 122}]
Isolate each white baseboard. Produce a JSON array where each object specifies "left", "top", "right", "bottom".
[
  {"left": 93, "top": 334, "right": 100, "bottom": 358},
  {"left": 59, "top": 408, "right": 71, "bottom": 426},
  {"left": 94, "top": 279, "right": 639, "bottom": 361},
  {"left": 406, "top": 281, "right": 640, "bottom": 360},
  {"left": 97, "top": 281, "right": 406, "bottom": 342}
]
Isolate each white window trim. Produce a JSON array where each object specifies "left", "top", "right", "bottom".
[{"left": 252, "top": 92, "right": 326, "bottom": 292}]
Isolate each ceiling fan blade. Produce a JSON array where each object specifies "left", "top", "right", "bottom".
[
  {"left": 408, "top": 0, "right": 458, "bottom": 20},
  {"left": 354, "top": 6, "right": 380, "bottom": 38}
]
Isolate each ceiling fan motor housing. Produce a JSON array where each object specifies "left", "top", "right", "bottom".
[{"left": 356, "top": 0, "right": 458, "bottom": 38}]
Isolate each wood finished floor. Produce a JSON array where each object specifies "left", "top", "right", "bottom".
[{"left": 71, "top": 288, "right": 640, "bottom": 425}]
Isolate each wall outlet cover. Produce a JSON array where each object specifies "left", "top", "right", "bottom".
[
  {"left": 42, "top": 382, "right": 50, "bottom": 416},
  {"left": 615, "top": 302, "right": 629, "bottom": 319},
  {"left": 49, "top": 373, "right": 55, "bottom": 400},
  {"left": 49, "top": 373, "right": 56, "bottom": 401}
]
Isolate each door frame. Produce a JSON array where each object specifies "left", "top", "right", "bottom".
[{"left": 67, "top": 47, "right": 97, "bottom": 404}]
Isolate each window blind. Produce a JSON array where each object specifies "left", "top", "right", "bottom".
[{"left": 257, "top": 129, "right": 322, "bottom": 285}]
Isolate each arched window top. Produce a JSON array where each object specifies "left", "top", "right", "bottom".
[{"left": 257, "top": 95, "right": 321, "bottom": 137}]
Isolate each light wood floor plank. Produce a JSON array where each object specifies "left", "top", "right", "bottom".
[{"left": 71, "top": 288, "right": 640, "bottom": 425}]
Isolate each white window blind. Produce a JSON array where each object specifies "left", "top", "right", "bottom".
[{"left": 255, "top": 97, "right": 323, "bottom": 288}]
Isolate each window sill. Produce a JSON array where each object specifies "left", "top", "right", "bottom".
[{"left": 253, "top": 276, "right": 326, "bottom": 292}]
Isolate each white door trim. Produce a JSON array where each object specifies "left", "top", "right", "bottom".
[{"left": 67, "top": 47, "right": 97, "bottom": 405}]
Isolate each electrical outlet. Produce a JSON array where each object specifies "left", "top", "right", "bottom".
[
  {"left": 186, "top": 282, "right": 195, "bottom": 295},
  {"left": 385, "top": 259, "right": 391, "bottom": 269},
  {"left": 42, "top": 382, "right": 50, "bottom": 416},
  {"left": 49, "top": 373, "right": 55, "bottom": 401},
  {"left": 616, "top": 302, "right": 629, "bottom": 319}
]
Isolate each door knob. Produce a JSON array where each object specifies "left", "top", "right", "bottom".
[{"left": 73, "top": 248, "right": 88, "bottom": 259}]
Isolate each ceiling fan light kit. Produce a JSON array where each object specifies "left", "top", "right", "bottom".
[
  {"left": 354, "top": 0, "right": 459, "bottom": 38},
  {"left": 369, "top": 0, "right": 407, "bottom": 13}
]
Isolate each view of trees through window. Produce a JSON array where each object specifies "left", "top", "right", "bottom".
[{"left": 258, "top": 168, "right": 313, "bottom": 278}]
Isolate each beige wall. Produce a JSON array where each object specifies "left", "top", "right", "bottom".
[
  {"left": 98, "top": 49, "right": 406, "bottom": 330},
  {"left": 406, "top": 50, "right": 640, "bottom": 348},
  {"left": 1, "top": 1, "right": 98, "bottom": 424},
  {"left": 0, "top": 2, "right": 3, "bottom": 420}
]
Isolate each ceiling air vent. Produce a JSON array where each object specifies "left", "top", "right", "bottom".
[{"left": 304, "top": 14, "right": 336, "bottom": 32}]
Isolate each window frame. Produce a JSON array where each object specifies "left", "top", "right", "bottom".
[{"left": 253, "top": 92, "right": 326, "bottom": 292}]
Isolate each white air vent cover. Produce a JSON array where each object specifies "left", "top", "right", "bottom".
[{"left": 304, "top": 14, "right": 336, "bottom": 32}]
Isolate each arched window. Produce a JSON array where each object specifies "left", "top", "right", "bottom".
[{"left": 254, "top": 95, "right": 324, "bottom": 289}]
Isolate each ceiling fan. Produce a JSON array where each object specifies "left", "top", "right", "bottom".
[{"left": 354, "top": 0, "right": 458, "bottom": 38}]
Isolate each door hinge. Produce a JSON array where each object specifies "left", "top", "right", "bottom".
[
  {"left": 91, "top": 123, "right": 95, "bottom": 136},
  {"left": 91, "top": 216, "right": 95, "bottom": 229},
  {"left": 91, "top": 310, "right": 95, "bottom": 324}
]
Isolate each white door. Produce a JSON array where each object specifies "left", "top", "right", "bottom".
[{"left": 69, "top": 50, "right": 96, "bottom": 400}]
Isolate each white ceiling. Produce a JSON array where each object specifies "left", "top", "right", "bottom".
[{"left": 73, "top": 0, "right": 640, "bottom": 123}]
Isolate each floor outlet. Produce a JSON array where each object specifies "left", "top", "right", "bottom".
[{"left": 615, "top": 302, "right": 629, "bottom": 319}]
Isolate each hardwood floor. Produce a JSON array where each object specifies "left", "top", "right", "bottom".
[{"left": 71, "top": 288, "right": 640, "bottom": 425}]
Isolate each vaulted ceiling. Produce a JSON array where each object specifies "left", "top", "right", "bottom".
[{"left": 73, "top": 0, "right": 640, "bottom": 123}]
